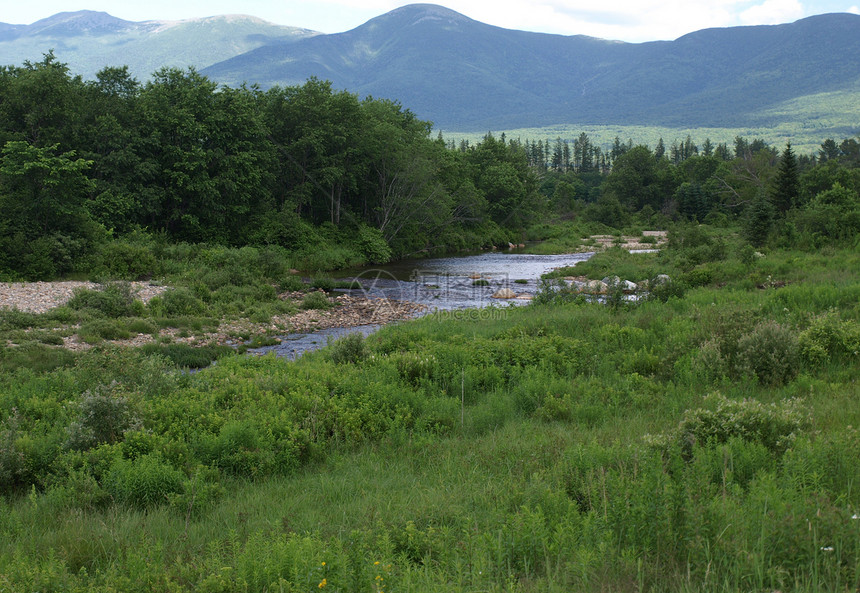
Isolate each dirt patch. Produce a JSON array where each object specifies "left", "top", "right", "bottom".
[
  {"left": 588, "top": 231, "right": 667, "bottom": 251},
  {"left": 0, "top": 281, "right": 167, "bottom": 314}
]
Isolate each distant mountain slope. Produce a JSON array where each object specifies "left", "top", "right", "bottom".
[
  {"left": 201, "top": 4, "right": 860, "bottom": 130},
  {"left": 0, "top": 10, "right": 319, "bottom": 80},
  {"left": 2, "top": 5, "right": 858, "bottom": 131}
]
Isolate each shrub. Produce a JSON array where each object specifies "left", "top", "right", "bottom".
[
  {"left": 300, "top": 291, "right": 332, "bottom": 310},
  {"left": 798, "top": 310, "right": 860, "bottom": 366},
  {"left": 329, "top": 332, "right": 368, "bottom": 364},
  {"left": 0, "top": 411, "right": 29, "bottom": 495},
  {"left": 68, "top": 283, "right": 141, "bottom": 318},
  {"left": 106, "top": 454, "right": 184, "bottom": 508},
  {"left": 648, "top": 393, "right": 808, "bottom": 458},
  {"left": 735, "top": 321, "right": 799, "bottom": 385},
  {"left": 65, "top": 384, "right": 139, "bottom": 451},
  {"left": 159, "top": 287, "right": 206, "bottom": 317},
  {"left": 310, "top": 276, "right": 335, "bottom": 292},
  {"left": 279, "top": 275, "right": 305, "bottom": 292},
  {"left": 92, "top": 241, "right": 158, "bottom": 280},
  {"left": 78, "top": 319, "right": 132, "bottom": 343},
  {"left": 355, "top": 224, "right": 392, "bottom": 264}
]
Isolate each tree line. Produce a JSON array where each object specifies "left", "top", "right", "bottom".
[
  {"left": 0, "top": 54, "right": 541, "bottom": 279},
  {"left": 1, "top": 52, "right": 858, "bottom": 279}
]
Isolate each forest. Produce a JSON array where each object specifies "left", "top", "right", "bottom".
[
  {"left": 1, "top": 53, "right": 859, "bottom": 281},
  {"left": 1, "top": 54, "right": 860, "bottom": 592}
]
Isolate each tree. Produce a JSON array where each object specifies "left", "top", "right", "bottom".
[
  {"left": 772, "top": 143, "right": 799, "bottom": 214},
  {"left": 0, "top": 141, "right": 102, "bottom": 278}
]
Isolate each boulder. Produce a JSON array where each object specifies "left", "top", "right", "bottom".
[
  {"left": 492, "top": 288, "right": 518, "bottom": 299},
  {"left": 620, "top": 280, "right": 638, "bottom": 294},
  {"left": 584, "top": 280, "right": 608, "bottom": 294}
]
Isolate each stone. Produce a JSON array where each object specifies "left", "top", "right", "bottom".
[{"left": 492, "top": 288, "right": 517, "bottom": 299}]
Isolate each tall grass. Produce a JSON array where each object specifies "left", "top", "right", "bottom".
[{"left": 1, "top": 242, "right": 858, "bottom": 591}]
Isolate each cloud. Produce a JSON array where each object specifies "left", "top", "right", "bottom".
[
  {"left": 848, "top": 5, "right": 860, "bottom": 13},
  {"left": 739, "top": 0, "right": 805, "bottom": 25}
]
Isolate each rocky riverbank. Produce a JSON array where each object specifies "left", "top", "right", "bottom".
[{"left": 1, "top": 282, "right": 425, "bottom": 352}]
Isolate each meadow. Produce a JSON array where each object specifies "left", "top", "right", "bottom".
[{"left": 1, "top": 225, "right": 859, "bottom": 592}]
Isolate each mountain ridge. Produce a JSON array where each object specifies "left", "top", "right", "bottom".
[{"left": 2, "top": 5, "right": 858, "bottom": 132}]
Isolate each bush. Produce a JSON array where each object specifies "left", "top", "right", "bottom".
[
  {"left": 106, "top": 454, "right": 184, "bottom": 508},
  {"left": 735, "top": 321, "right": 799, "bottom": 385},
  {"left": 300, "top": 291, "right": 332, "bottom": 310},
  {"left": 78, "top": 319, "right": 132, "bottom": 343},
  {"left": 68, "top": 283, "right": 141, "bottom": 318},
  {"left": 355, "top": 224, "right": 392, "bottom": 264},
  {"left": 329, "top": 332, "right": 368, "bottom": 365},
  {"left": 92, "top": 241, "right": 158, "bottom": 280},
  {"left": 798, "top": 310, "right": 860, "bottom": 366},
  {"left": 159, "top": 288, "right": 206, "bottom": 317},
  {"left": 65, "top": 384, "right": 139, "bottom": 451},
  {"left": 649, "top": 393, "right": 808, "bottom": 458}
]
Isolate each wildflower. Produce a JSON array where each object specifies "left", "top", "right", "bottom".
[
  {"left": 820, "top": 546, "right": 834, "bottom": 552},
  {"left": 319, "top": 578, "right": 327, "bottom": 588}
]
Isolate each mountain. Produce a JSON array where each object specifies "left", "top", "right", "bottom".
[
  {"left": 0, "top": 11, "right": 319, "bottom": 80},
  {"left": 2, "top": 5, "right": 859, "bottom": 131},
  {"left": 200, "top": 4, "right": 860, "bottom": 130}
]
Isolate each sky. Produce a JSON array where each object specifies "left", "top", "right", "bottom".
[{"left": 4, "top": 0, "right": 859, "bottom": 42}]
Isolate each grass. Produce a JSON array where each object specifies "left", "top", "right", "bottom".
[{"left": 0, "top": 228, "right": 859, "bottom": 591}]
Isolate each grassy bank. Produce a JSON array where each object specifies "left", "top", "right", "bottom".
[{"left": 1, "top": 228, "right": 859, "bottom": 591}]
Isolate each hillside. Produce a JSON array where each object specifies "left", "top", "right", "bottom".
[
  {"left": 201, "top": 4, "right": 860, "bottom": 130},
  {"left": 0, "top": 11, "right": 319, "bottom": 80},
  {"left": 2, "top": 5, "right": 859, "bottom": 132}
]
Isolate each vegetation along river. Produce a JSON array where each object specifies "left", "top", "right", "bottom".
[{"left": 250, "top": 250, "right": 596, "bottom": 359}]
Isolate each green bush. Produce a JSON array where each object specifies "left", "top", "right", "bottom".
[
  {"left": 65, "top": 384, "right": 139, "bottom": 451},
  {"left": 92, "top": 241, "right": 158, "bottom": 280},
  {"left": 78, "top": 319, "right": 132, "bottom": 343},
  {"left": 279, "top": 275, "right": 305, "bottom": 292},
  {"left": 355, "top": 224, "right": 392, "bottom": 264},
  {"left": 106, "top": 454, "right": 184, "bottom": 508},
  {"left": 68, "top": 283, "right": 142, "bottom": 318},
  {"left": 798, "top": 310, "right": 860, "bottom": 366},
  {"left": 300, "top": 291, "right": 332, "bottom": 310},
  {"left": 159, "top": 288, "right": 207, "bottom": 317},
  {"left": 735, "top": 321, "right": 799, "bottom": 385},
  {"left": 649, "top": 393, "right": 808, "bottom": 458},
  {"left": 329, "top": 332, "right": 368, "bottom": 364}
]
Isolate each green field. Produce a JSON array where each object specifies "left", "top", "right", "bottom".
[
  {"left": 442, "top": 89, "right": 860, "bottom": 156},
  {"left": 2, "top": 227, "right": 859, "bottom": 592}
]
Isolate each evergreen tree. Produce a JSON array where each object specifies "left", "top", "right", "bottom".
[
  {"left": 772, "top": 142, "right": 799, "bottom": 214},
  {"left": 654, "top": 137, "right": 665, "bottom": 160}
]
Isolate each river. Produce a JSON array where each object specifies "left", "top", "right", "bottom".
[{"left": 249, "top": 249, "right": 596, "bottom": 359}]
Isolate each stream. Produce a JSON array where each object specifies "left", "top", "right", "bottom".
[{"left": 249, "top": 250, "right": 596, "bottom": 359}]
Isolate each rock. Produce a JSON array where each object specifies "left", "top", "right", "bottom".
[
  {"left": 602, "top": 275, "right": 621, "bottom": 285},
  {"left": 469, "top": 273, "right": 482, "bottom": 279},
  {"left": 637, "top": 280, "right": 650, "bottom": 291},
  {"left": 654, "top": 274, "right": 672, "bottom": 285},
  {"left": 515, "top": 293, "right": 533, "bottom": 300},
  {"left": 584, "top": 280, "right": 608, "bottom": 294},
  {"left": 492, "top": 288, "right": 517, "bottom": 299},
  {"left": 620, "top": 280, "right": 638, "bottom": 294}
]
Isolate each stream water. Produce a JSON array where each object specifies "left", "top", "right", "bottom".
[{"left": 250, "top": 250, "right": 596, "bottom": 359}]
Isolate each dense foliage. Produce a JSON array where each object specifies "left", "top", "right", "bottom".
[
  {"left": 2, "top": 54, "right": 859, "bottom": 280},
  {"left": 0, "top": 54, "right": 539, "bottom": 279}
]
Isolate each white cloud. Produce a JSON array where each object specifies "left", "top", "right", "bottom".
[
  {"left": 848, "top": 5, "right": 860, "bottom": 13},
  {"left": 739, "top": 0, "right": 805, "bottom": 25}
]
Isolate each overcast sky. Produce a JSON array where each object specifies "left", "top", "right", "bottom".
[{"left": 4, "top": 0, "right": 859, "bottom": 42}]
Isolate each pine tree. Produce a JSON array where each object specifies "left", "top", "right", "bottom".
[{"left": 772, "top": 142, "right": 799, "bottom": 214}]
